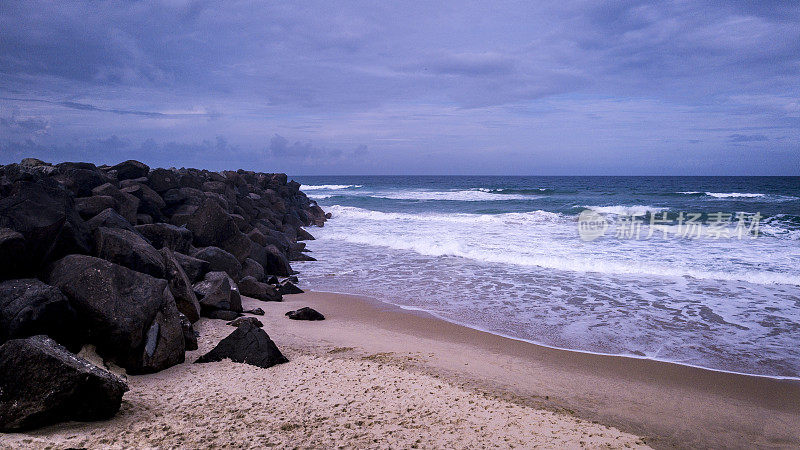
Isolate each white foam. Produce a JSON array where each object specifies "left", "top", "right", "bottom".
[
  {"left": 581, "top": 205, "right": 668, "bottom": 216},
  {"left": 704, "top": 192, "right": 765, "bottom": 198},
  {"left": 374, "top": 189, "right": 535, "bottom": 201},
  {"left": 327, "top": 205, "right": 564, "bottom": 225},
  {"left": 302, "top": 184, "right": 362, "bottom": 190}
]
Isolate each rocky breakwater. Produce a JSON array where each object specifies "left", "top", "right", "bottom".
[{"left": 0, "top": 158, "right": 327, "bottom": 431}]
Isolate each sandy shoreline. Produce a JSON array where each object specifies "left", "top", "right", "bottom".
[{"left": 2, "top": 291, "right": 798, "bottom": 448}]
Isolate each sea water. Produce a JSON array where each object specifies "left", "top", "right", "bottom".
[{"left": 291, "top": 176, "right": 800, "bottom": 378}]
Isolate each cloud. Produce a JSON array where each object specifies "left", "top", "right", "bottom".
[{"left": 729, "top": 134, "right": 769, "bottom": 142}]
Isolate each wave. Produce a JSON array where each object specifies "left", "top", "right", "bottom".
[
  {"left": 580, "top": 205, "right": 668, "bottom": 216},
  {"left": 326, "top": 205, "right": 564, "bottom": 225},
  {"left": 676, "top": 191, "right": 765, "bottom": 198},
  {"left": 373, "top": 189, "right": 538, "bottom": 202},
  {"left": 302, "top": 184, "right": 362, "bottom": 190},
  {"left": 476, "top": 187, "right": 557, "bottom": 194}
]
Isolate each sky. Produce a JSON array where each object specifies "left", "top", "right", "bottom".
[{"left": 1, "top": 0, "right": 799, "bottom": 175}]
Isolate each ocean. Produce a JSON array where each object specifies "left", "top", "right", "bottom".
[{"left": 290, "top": 176, "right": 800, "bottom": 378}]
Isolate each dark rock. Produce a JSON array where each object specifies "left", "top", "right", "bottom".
[
  {"left": 0, "top": 335, "right": 128, "bottom": 432},
  {"left": 285, "top": 307, "right": 325, "bottom": 321},
  {"left": 173, "top": 251, "right": 210, "bottom": 284},
  {"left": 47, "top": 255, "right": 185, "bottom": 373},
  {"left": 193, "top": 271, "right": 242, "bottom": 317},
  {"left": 94, "top": 227, "right": 165, "bottom": 278},
  {"left": 195, "top": 321, "right": 287, "bottom": 368},
  {"left": 0, "top": 279, "right": 80, "bottom": 348},
  {"left": 111, "top": 160, "right": 149, "bottom": 180},
  {"left": 193, "top": 246, "right": 242, "bottom": 280},
  {"left": 136, "top": 214, "right": 153, "bottom": 225},
  {"left": 0, "top": 228, "right": 25, "bottom": 277},
  {"left": 184, "top": 198, "right": 252, "bottom": 262},
  {"left": 226, "top": 316, "right": 263, "bottom": 328},
  {"left": 204, "top": 310, "right": 240, "bottom": 320},
  {"left": 179, "top": 313, "right": 198, "bottom": 351},
  {"left": 92, "top": 183, "right": 140, "bottom": 224},
  {"left": 147, "top": 168, "right": 181, "bottom": 193},
  {"left": 244, "top": 307, "right": 265, "bottom": 316},
  {"left": 121, "top": 183, "right": 165, "bottom": 221},
  {"left": 135, "top": 223, "right": 193, "bottom": 254},
  {"left": 262, "top": 244, "right": 293, "bottom": 276},
  {"left": 242, "top": 258, "right": 266, "bottom": 282},
  {"left": 55, "top": 168, "right": 108, "bottom": 197},
  {"left": 85, "top": 208, "right": 138, "bottom": 234},
  {"left": 247, "top": 228, "right": 268, "bottom": 246},
  {"left": 266, "top": 275, "right": 279, "bottom": 285},
  {"left": 238, "top": 276, "right": 282, "bottom": 302},
  {"left": 74, "top": 195, "right": 116, "bottom": 220},
  {"left": 296, "top": 227, "right": 315, "bottom": 241},
  {"left": 0, "top": 180, "right": 92, "bottom": 274},
  {"left": 278, "top": 280, "right": 304, "bottom": 295},
  {"left": 160, "top": 248, "right": 201, "bottom": 323}
]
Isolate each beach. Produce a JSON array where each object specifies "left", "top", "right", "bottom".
[{"left": 4, "top": 291, "right": 799, "bottom": 449}]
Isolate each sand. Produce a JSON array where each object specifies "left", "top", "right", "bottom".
[{"left": 2, "top": 291, "right": 798, "bottom": 448}]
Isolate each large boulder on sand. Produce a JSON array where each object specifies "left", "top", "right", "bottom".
[
  {"left": 0, "top": 335, "right": 128, "bottom": 431},
  {"left": 195, "top": 321, "right": 287, "bottom": 368},
  {"left": 285, "top": 306, "right": 325, "bottom": 321},
  {"left": 135, "top": 223, "right": 193, "bottom": 254},
  {"left": 193, "top": 246, "right": 242, "bottom": 280},
  {"left": 47, "top": 255, "right": 185, "bottom": 374},
  {"left": 193, "top": 271, "right": 242, "bottom": 317},
  {"left": 0, "top": 279, "right": 81, "bottom": 348},
  {"left": 160, "top": 248, "right": 201, "bottom": 323},
  {"left": 93, "top": 226, "right": 166, "bottom": 278},
  {"left": 238, "top": 276, "right": 282, "bottom": 302}
]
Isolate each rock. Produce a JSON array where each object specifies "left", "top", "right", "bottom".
[
  {"left": 47, "top": 255, "right": 185, "bottom": 373},
  {"left": 55, "top": 168, "right": 108, "bottom": 197},
  {"left": 265, "top": 275, "right": 279, "bottom": 285},
  {"left": 195, "top": 321, "right": 287, "bottom": 368},
  {"left": 204, "top": 310, "right": 241, "bottom": 320},
  {"left": 193, "top": 246, "right": 242, "bottom": 280},
  {"left": 278, "top": 280, "right": 304, "bottom": 295},
  {"left": 92, "top": 183, "right": 140, "bottom": 224},
  {"left": 74, "top": 195, "right": 116, "bottom": 220},
  {"left": 285, "top": 307, "right": 325, "bottom": 321},
  {"left": 179, "top": 313, "right": 198, "bottom": 351},
  {"left": 0, "top": 279, "right": 80, "bottom": 348},
  {"left": 296, "top": 227, "right": 315, "bottom": 241},
  {"left": 262, "top": 244, "right": 294, "bottom": 276},
  {"left": 111, "top": 160, "right": 149, "bottom": 180},
  {"left": 0, "top": 228, "right": 25, "bottom": 277},
  {"left": 160, "top": 248, "right": 201, "bottom": 323},
  {"left": 85, "top": 208, "right": 138, "bottom": 234},
  {"left": 244, "top": 307, "right": 265, "bottom": 316},
  {"left": 193, "top": 271, "right": 242, "bottom": 317},
  {"left": 173, "top": 251, "right": 210, "bottom": 284},
  {"left": 147, "top": 168, "right": 180, "bottom": 193},
  {"left": 0, "top": 335, "right": 129, "bottom": 432},
  {"left": 241, "top": 258, "right": 266, "bottom": 282},
  {"left": 136, "top": 214, "right": 153, "bottom": 225},
  {"left": 289, "top": 250, "right": 317, "bottom": 262},
  {"left": 238, "top": 276, "right": 282, "bottom": 302},
  {"left": 135, "top": 223, "right": 193, "bottom": 254},
  {"left": 226, "top": 316, "right": 263, "bottom": 328},
  {"left": 184, "top": 198, "right": 252, "bottom": 262},
  {"left": 0, "top": 180, "right": 91, "bottom": 274},
  {"left": 121, "top": 183, "right": 166, "bottom": 221},
  {"left": 94, "top": 226, "right": 165, "bottom": 278}
]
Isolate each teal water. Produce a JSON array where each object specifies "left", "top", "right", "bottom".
[{"left": 292, "top": 176, "right": 800, "bottom": 378}]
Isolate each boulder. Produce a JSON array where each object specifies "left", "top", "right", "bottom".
[
  {"left": 0, "top": 228, "right": 25, "bottom": 278},
  {"left": 278, "top": 280, "right": 304, "bottom": 295},
  {"left": 262, "top": 244, "right": 293, "bottom": 276},
  {"left": 74, "top": 195, "right": 116, "bottom": 220},
  {"left": 135, "top": 223, "right": 193, "bottom": 254},
  {"left": 0, "top": 279, "right": 80, "bottom": 348},
  {"left": 160, "top": 248, "right": 201, "bottom": 323},
  {"left": 193, "top": 246, "right": 242, "bottom": 280},
  {"left": 55, "top": 168, "right": 108, "bottom": 197},
  {"left": 94, "top": 227, "right": 165, "bottom": 278},
  {"left": 0, "top": 335, "right": 129, "bottom": 432},
  {"left": 285, "top": 307, "right": 325, "bottom": 321},
  {"left": 227, "top": 316, "right": 263, "bottom": 328},
  {"left": 92, "top": 183, "right": 140, "bottom": 224},
  {"left": 173, "top": 251, "right": 210, "bottom": 284},
  {"left": 179, "top": 313, "right": 198, "bottom": 351},
  {"left": 241, "top": 258, "right": 266, "bottom": 282},
  {"left": 111, "top": 160, "right": 149, "bottom": 180},
  {"left": 121, "top": 183, "right": 165, "bottom": 221},
  {"left": 147, "top": 168, "right": 181, "bottom": 193},
  {"left": 136, "top": 214, "right": 153, "bottom": 225},
  {"left": 205, "top": 310, "right": 240, "bottom": 320},
  {"left": 47, "top": 255, "right": 185, "bottom": 373},
  {"left": 195, "top": 321, "right": 287, "bottom": 368},
  {"left": 0, "top": 180, "right": 91, "bottom": 274},
  {"left": 296, "top": 227, "right": 315, "bottom": 241},
  {"left": 193, "top": 271, "right": 242, "bottom": 317},
  {"left": 184, "top": 198, "right": 252, "bottom": 261},
  {"left": 238, "top": 276, "right": 282, "bottom": 302},
  {"left": 86, "top": 208, "right": 138, "bottom": 234},
  {"left": 244, "top": 307, "right": 265, "bottom": 316}
]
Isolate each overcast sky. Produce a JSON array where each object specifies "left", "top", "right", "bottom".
[{"left": 1, "top": 1, "right": 798, "bottom": 174}]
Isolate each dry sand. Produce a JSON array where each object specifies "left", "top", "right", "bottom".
[{"left": 2, "top": 290, "right": 799, "bottom": 448}]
